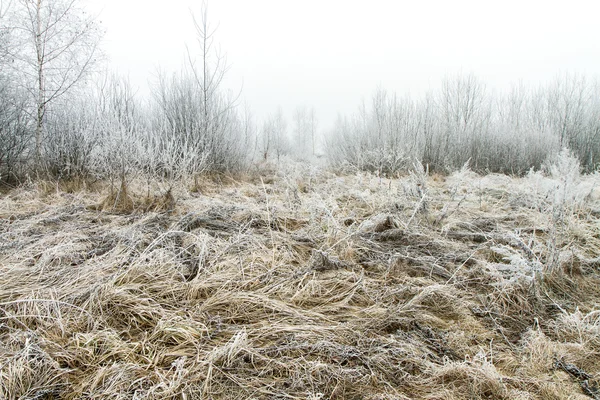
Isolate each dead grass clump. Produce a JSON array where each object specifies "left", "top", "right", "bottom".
[
  {"left": 149, "top": 315, "right": 210, "bottom": 347},
  {"left": 424, "top": 359, "right": 510, "bottom": 399},
  {"left": 401, "top": 284, "right": 468, "bottom": 322},
  {"left": 141, "top": 188, "right": 176, "bottom": 212},
  {"left": 309, "top": 249, "right": 352, "bottom": 272},
  {"left": 190, "top": 171, "right": 242, "bottom": 194},
  {"left": 290, "top": 270, "right": 373, "bottom": 311},
  {"left": 359, "top": 214, "right": 400, "bottom": 233},
  {"left": 539, "top": 268, "right": 600, "bottom": 310},
  {"left": 549, "top": 310, "right": 600, "bottom": 364},
  {"left": 68, "top": 362, "right": 149, "bottom": 400},
  {"left": 390, "top": 258, "right": 453, "bottom": 281},
  {"left": 515, "top": 328, "right": 600, "bottom": 399},
  {"left": 0, "top": 331, "right": 67, "bottom": 400},
  {"left": 94, "top": 286, "right": 166, "bottom": 336},
  {"left": 478, "top": 282, "right": 547, "bottom": 343},
  {"left": 56, "top": 329, "right": 140, "bottom": 371},
  {"left": 0, "top": 297, "right": 94, "bottom": 337},
  {"left": 95, "top": 180, "right": 177, "bottom": 214},
  {"left": 97, "top": 178, "right": 135, "bottom": 213}
]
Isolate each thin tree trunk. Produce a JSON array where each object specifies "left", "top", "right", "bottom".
[{"left": 35, "top": 0, "right": 44, "bottom": 171}]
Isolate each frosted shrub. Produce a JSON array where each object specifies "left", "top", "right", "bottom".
[
  {"left": 546, "top": 147, "right": 581, "bottom": 207},
  {"left": 548, "top": 147, "right": 580, "bottom": 183}
]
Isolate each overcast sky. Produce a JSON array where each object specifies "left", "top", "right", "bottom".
[{"left": 88, "top": 0, "right": 599, "bottom": 131}]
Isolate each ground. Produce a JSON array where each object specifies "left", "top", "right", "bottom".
[{"left": 1, "top": 162, "right": 600, "bottom": 399}]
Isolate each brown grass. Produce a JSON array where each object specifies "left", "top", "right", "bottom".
[{"left": 1, "top": 164, "right": 600, "bottom": 399}]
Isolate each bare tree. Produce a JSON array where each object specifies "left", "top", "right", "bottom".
[
  {"left": 260, "top": 117, "right": 273, "bottom": 162},
  {"left": 271, "top": 108, "right": 288, "bottom": 162},
  {"left": 547, "top": 73, "right": 588, "bottom": 149},
  {"left": 184, "top": 1, "right": 246, "bottom": 169},
  {"left": 260, "top": 107, "right": 288, "bottom": 162},
  {"left": 188, "top": 2, "right": 226, "bottom": 138},
  {"left": 436, "top": 73, "right": 491, "bottom": 169},
  {"left": 146, "top": 1, "right": 247, "bottom": 175},
  {"left": 8, "top": 0, "right": 102, "bottom": 170}
]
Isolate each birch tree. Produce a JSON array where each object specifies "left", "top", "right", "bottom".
[{"left": 8, "top": 0, "right": 102, "bottom": 169}]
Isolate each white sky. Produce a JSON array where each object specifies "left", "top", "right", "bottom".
[{"left": 88, "top": 0, "right": 600, "bottom": 131}]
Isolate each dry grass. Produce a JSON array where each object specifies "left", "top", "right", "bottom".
[{"left": 1, "top": 164, "right": 600, "bottom": 399}]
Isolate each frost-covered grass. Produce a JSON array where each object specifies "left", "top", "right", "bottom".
[{"left": 1, "top": 161, "right": 600, "bottom": 399}]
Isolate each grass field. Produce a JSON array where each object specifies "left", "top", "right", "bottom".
[{"left": 1, "top": 162, "right": 600, "bottom": 399}]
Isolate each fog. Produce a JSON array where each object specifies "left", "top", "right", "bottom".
[{"left": 90, "top": 0, "right": 600, "bottom": 130}]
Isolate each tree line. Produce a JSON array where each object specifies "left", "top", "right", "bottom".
[
  {"left": 1, "top": 0, "right": 597, "bottom": 185},
  {"left": 327, "top": 73, "right": 600, "bottom": 175}
]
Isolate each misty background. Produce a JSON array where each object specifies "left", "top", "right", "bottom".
[{"left": 90, "top": 0, "right": 599, "bottom": 130}]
